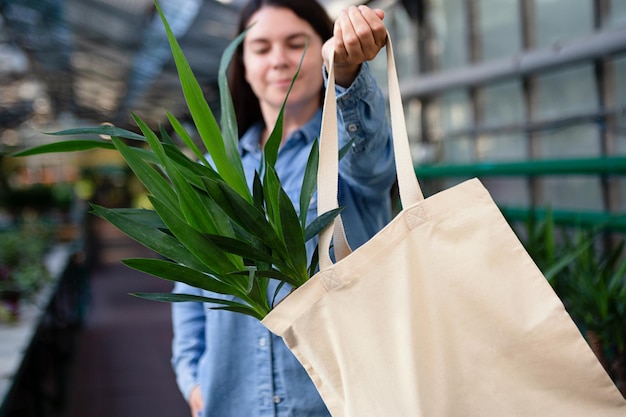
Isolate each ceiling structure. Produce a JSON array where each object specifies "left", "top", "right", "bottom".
[{"left": 0, "top": 0, "right": 364, "bottom": 147}]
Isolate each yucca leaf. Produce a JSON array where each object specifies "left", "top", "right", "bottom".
[
  {"left": 271, "top": 281, "right": 287, "bottom": 308},
  {"left": 47, "top": 125, "right": 146, "bottom": 141},
  {"left": 149, "top": 196, "right": 244, "bottom": 276},
  {"left": 159, "top": 124, "right": 174, "bottom": 144},
  {"left": 278, "top": 188, "right": 307, "bottom": 277},
  {"left": 123, "top": 258, "right": 238, "bottom": 296},
  {"left": 134, "top": 114, "right": 170, "bottom": 167},
  {"left": 304, "top": 207, "right": 344, "bottom": 242},
  {"left": 338, "top": 137, "right": 356, "bottom": 160},
  {"left": 262, "top": 165, "right": 282, "bottom": 229},
  {"left": 252, "top": 171, "right": 265, "bottom": 213},
  {"left": 202, "top": 177, "right": 288, "bottom": 259},
  {"left": 167, "top": 112, "right": 210, "bottom": 166},
  {"left": 300, "top": 138, "right": 319, "bottom": 228},
  {"left": 135, "top": 114, "right": 225, "bottom": 234},
  {"left": 101, "top": 207, "right": 167, "bottom": 229},
  {"left": 11, "top": 139, "right": 115, "bottom": 156},
  {"left": 155, "top": 2, "right": 250, "bottom": 201},
  {"left": 90, "top": 204, "right": 207, "bottom": 271},
  {"left": 218, "top": 29, "right": 247, "bottom": 164},
  {"left": 204, "top": 234, "right": 285, "bottom": 267},
  {"left": 131, "top": 292, "right": 264, "bottom": 320},
  {"left": 162, "top": 142, "right": 221, "bottom": 184},
  {"left": 241, "top": 266, "right": 270, "bottom": 312},
  {"left": 111, "top": 136, "right": 180, "bottom": 212},
  {"left": 229, "top": 268, "right": 299, "bottom": 287}
]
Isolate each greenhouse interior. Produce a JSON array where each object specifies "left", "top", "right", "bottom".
[{"left": 0, "top": 0, "right": 625, "bottom": 415}]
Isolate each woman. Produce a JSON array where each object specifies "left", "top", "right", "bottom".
[{"left": 171, "top": 1, "right": 396, "bottom": 416}]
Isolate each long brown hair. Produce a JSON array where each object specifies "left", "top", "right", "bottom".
[{"left": 228, "top": 0, "right": 333, "bottom": 136}]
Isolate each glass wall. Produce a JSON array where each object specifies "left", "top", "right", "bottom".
[{"left": 379, "top": 0, "right": 626, "bottom": 215}]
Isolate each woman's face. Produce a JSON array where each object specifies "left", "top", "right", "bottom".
[{"left": 243, "top": 6, "right": 324, "bottom": 115}]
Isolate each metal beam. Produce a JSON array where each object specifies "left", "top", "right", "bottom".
[
  {"left": 414, "top": 156, "right": 626, "bottom": 178},
  {"left": 400, "top": 28, "right": 626, "bottom": 98}
]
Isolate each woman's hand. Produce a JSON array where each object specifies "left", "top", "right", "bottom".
[
  {"left": 189, "top": 384, "right": 205, "bottom": 417},
  {"left": 322, "top": 5, "right": 387, "bottom": 87}
]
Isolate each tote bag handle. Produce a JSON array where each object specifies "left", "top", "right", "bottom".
[{"left": 318, "top": 33, "right": 424, "bottom": 270}]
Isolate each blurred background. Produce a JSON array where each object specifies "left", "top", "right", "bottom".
[{"left": 0, "top": 0, "right": 625, "bottom": 416}]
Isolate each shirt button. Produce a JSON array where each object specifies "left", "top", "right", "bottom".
[
  {"left": 347, "top": 124, "right": 358, "bottom": 132},
  {"left": 258, "top": 337, "right": 267, "bottom": 347},
  {"left": 273, "top": 396, "right": 282, "bottom": 404}
]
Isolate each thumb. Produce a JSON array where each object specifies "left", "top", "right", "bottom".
[{"left": 372, "top": 8, "right": 385, "bottom": 20}]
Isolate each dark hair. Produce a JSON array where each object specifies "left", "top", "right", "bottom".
[{"left": 228, "top": 0, "right": 333, "bottom": 136}]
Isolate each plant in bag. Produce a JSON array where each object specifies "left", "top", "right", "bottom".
[{"left": 13, "top": 1, "right": 342, "bottom": 320}]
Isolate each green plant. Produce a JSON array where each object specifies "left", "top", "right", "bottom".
[
  {"left": 0, "top": 222, "right": 53, "bottom": 298},
  {"left": 558, "top": 230, "right": 626, "bottom": 393},
  {"left": 511, "top": 211, "right": 626, "bottom": 394},
  {"left": 13, "top": 2, "right": 340, "bottom": 320}
]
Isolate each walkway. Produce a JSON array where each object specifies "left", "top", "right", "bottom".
[{"left": 62, "top": 218, "right": 189, "bottom": 417}]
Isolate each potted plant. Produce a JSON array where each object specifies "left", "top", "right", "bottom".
[
  {"left": 511, "top": 211, "right": 626, "bottom": 395},
  {"left": 0, "top": 223, "right": 52, "bottom": 322},
  {"left": 13, "top": 2, "right": 340, "bottom": 320}
]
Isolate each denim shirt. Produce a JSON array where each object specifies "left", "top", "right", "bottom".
[{"left": 171, "top": 62, "right": 396, "bottom": 417}]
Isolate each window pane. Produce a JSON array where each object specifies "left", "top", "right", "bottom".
[
  {"left": 533, "top": 64, "right": 598, "bottom": 120},
  {"left": 483, "top": 177, "right": 529, "bottom": 206},
  {"left": 534, "top": 0, "right": 593, "bottom": 48},
  {"left": 480, "top": 80, "right": 525, "bottom": 126},
  {"left": 477, "top": 133, "right": 527, "bottom": 160},
  {"left": 609, "top": 0, "right": 626, "bottom": 28},
  {"left": 439, "top": 90, "right": 473, "bottom": 132},
  {"left": 428, "top": 0, "right": 468, "bottom": 70},
  {"left": 541, "top": 177, "right": 604, "bottom": 210},
  {"left": 613, "top": 55, "right": 626, "bottom": 212},
  {"left": 478, "top": 0, "right": 521, "bottom": 61},
  {"left": 536, "top": 124, "right": 601, "bottom": 158},
  {"left": 442, "top": 136, "right": 474, "bottom": 163},
  {"left": 615, "top": 55, "right": 626, "bottom": 151}
]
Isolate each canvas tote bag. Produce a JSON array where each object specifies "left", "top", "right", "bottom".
[{"left": 261, "top": 34, "right": 626, "bottom": 417}]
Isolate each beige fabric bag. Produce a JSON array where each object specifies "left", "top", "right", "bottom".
[{"left": 261, "top": 34, "right": 626, "bottom": 417}]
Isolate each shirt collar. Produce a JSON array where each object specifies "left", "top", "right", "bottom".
[{"left": 239, "top": 108, "right": 322, "bottom": 155}]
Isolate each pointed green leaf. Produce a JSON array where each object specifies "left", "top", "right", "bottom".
[
  {"left": 122, "top": 258, "right": 237, "bottom": 296},
  {"left": 278, "top": 188, "right": 307, "bottom": 275},
  {"left": 229, "top": 268, "right": 299, "bottom": 287},
  {"left": 99, "top": 207, "right": 167, "bottom": 229},
  {"left": 338, "top": 137, "right": 356, "bottom": 160},
  {"left": 300, "top": 138, "right": 319, "bottom": 228},
  {"left": 111, "top": 136, "right": 180, "bottom": 212},
  {"left": 90, "top": 204, "right": 207, "bottom": 271},
  {"left": 131, "top": 292, "right": 264, "bottom": 320},
  {"left": 136, "top": 114, "right": 219, "bottom": 233},
  {"left": 304, "top": 207, "right": 345, "bottom": 242},
  {"left": 155, "top": 2, "right": 250, "bottom": 200},
  {"left": 262, "top": 165, "right": 282, "bottom": 229},
  {"left": 218, "top": 29, "right": 248, "bottom": 163},
  {"left": 202, "top": 177, "right": 288, "bottom": 259},
  {"left": 12, "top": 139, "right": 115, "bottom": 156},
  {"left": 149, "top": 196, "right": 244, "bottom": 275},
  {"left": 167, "top": 112, "right": 210, "bottom": 165},
  {"left": 204, "top": 234, "right": 283, "bottom": 266},
  {"left": 47, "top": 125, "right": 146, "bottom": 141}
]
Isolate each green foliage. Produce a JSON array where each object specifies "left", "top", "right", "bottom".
[
  {"left": 12, "top": 1, "right": 339, "bottom": 320},
  {"left": 512, "top": 210, "right": 626, "bottom": 388},
  {"left": 0, "top": 221, "right": 53, "bottom": 298}
]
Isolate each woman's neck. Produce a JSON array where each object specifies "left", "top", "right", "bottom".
[{"left": 259, "top": 101, "right": 319, "bottom": 148}]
